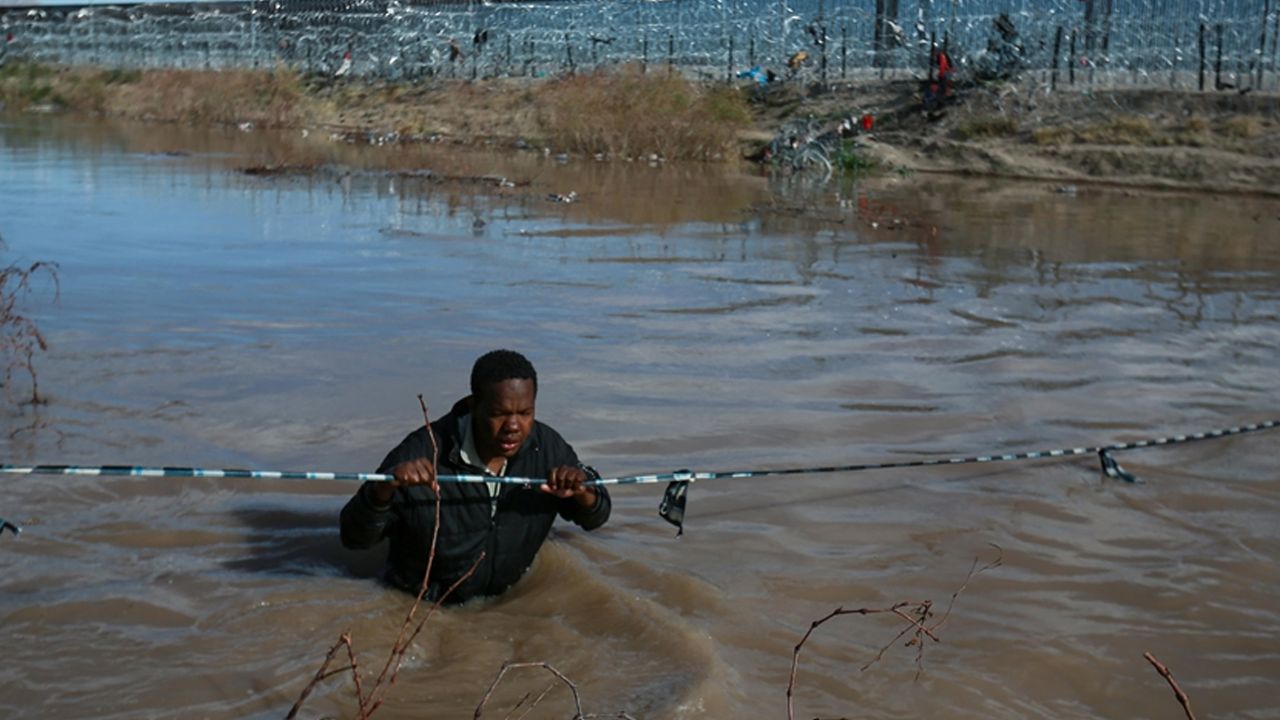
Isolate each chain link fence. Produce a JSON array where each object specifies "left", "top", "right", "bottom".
[{"left": 2, "top": 0, "right": 1278, "bottom": 90}]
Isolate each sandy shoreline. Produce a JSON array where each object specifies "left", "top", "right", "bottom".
[{"left": 3, "top": 62, "right": 1278, "bottom": 196}]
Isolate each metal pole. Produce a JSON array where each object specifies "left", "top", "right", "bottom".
[
  {"left": 1199, "top": 20, "right": 1207, "bottom": 90},
  {"left": 1215, "top": 21, "right": 1224, "bottom": 89},
  {"left": 1259, "top": 0, "right": 1271, "bottom": 88},
  {"left": 1052, "top": 25, "right": 1063, "bottom": 90},
  {"left": 1070, "top": 27, "right": 1077, "bottom": 85},
  {"left": 728, "top": 36, "right": 734, "bottom": 81},
  {"left": 840, "top": 23, "right": 846, "bottom": 79}
]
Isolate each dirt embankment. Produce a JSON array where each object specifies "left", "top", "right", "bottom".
[
  {"left": 752, "top": 77, "right": 1280, "bottom": 195},
  {"left": 3, "top": 61, "right": 1278, "bottom": 195}
]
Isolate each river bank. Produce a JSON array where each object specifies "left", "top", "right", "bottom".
[
  {"left": 3, "top": 113, "right": 1280, "bottom": 720},
  {"left": 2, "top": 61, "right": 1279, "bottom": 194}
]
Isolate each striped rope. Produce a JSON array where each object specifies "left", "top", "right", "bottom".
[
  {"left": 1, "top": 419, "right": 1276, "bottom": 536},
  {"left": 1, "top": 419, "right": 1275, "bottom": 486}
]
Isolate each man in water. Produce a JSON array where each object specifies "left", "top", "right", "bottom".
[{"left": 340, "top": 349, "right": 610, "bottom": 603}]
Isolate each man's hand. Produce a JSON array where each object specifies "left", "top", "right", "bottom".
[
  {"left": 540, "top": 465, "right": 598, "bottom": 507},
  {"left": 371, "top": 457, "right": 438, "bottom": 505}
]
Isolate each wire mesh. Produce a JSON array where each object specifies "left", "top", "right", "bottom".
[{"left": 2, "top": 0, "right": 1277, "bottom": 90}]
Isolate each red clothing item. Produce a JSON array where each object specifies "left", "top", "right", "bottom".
[{"left": 937, "top": 51, "right": 952, "bottom": 79}]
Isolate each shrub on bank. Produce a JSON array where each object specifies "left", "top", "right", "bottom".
[
  {"left": 537, "top": 66, "right": 751, "bottom": 161},
  {"left": 0, "top": 63, "right": 313, "bottom": 126}
]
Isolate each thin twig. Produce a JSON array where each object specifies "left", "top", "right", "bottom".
[
  {"left": 503, "top": 682, "right": 554, "bottom": 720},
  {"left": 365, "top": 395, "right": 444, "bottom": 713},
  {"left": 474, "top": 662, "right": 585, "bottom": 720},
  {"left": 788, "top": 602, "right": 924, "bottom": 720},
  {"left": 286, "top": 632, "right": 360, "bottom": 720},
  {"left": 1144, "top": 651, "right": 1197, "bottom": 720},
  {"left": 0, "top": 260, "right": 60, "bottom": 405},
  {"left": 363, "top": 551, "right": 486, "bottom": 717},
  {"left": 289, "top": 395, "right": 461, "bottom": 720},
  {"left": 342, "top": 633, "right": 367, "bottom": 716},
  {"left": 928, "top": 544, "right": 1003, "bottom": 635},
  {"left": 787, "top": 547, "right": 1002, "bottom": 720}
]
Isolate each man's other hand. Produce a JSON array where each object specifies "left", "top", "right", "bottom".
[{"left": 540, "top": 465, "right": 597, "bottom": 506}]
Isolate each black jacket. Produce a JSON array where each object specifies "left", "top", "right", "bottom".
[{"left": 340, "top": 397, "right": 610, "bottom": 604}]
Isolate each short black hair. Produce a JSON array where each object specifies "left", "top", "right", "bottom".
[{"left": 471, "top": 349, "right": 538, "bottom": 398}]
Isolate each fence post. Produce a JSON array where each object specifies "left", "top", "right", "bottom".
[
  {"left": 1258, "top": 0, "right": 1271, "bottom": 89},
  {"left": 641, "top": 35, "right": 647, "bottom": 74},
  {"left": 1069, "top": 27, "right": 1077, "bottom": 84},
  {"left": 728, "top": 36, "right": 734, "bottom": 81},
  {"left": 820, "top": 22, "right": 828, "bottom": 88},
  {"left": 928, "top": 29, "right": 936, "bottom": 77},
  {"left": 1215, "top": 22, "right": 1224, "bottom": 89},
  {"left": 1273, "top": 0, "right": 1280, "bottom": 90},
  {"left": 840, "top": 23, "right": 846, "bottom": 79},
  {"left": 1051, "top": 25, "right": 1063, "bottom": 90},
  {"left": 565, "top": 31, "right": 574, "bottom": 74},
  {"left": 1199, "top": 21, "right": 1207, "bottom": 90},
  {"left": 668, "top": 32, "right": 674, "bottom": 73}
]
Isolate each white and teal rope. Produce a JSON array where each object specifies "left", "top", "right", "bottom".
[{"left": 1, "top": 419, "right": 1276, "bottom": 536}]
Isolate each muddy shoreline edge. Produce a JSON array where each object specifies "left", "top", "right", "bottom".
[{"left": 3, "top": 62, "right": 1279, "bottom": 197}]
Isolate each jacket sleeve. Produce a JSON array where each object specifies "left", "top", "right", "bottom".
[
  {"left": 339, "top": 428, "right": 426, "bottom": 549},
  {"left": 340, "top": 482, "right": 396, "bottom": 549}
]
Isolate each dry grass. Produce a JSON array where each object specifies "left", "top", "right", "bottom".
[
  {"left": 1, "top": 63, "right": 314, "bottom": 126},
  {"left": 111, "top": 66, "right": 314, "bottom": 127},
  {"left": 1030, "top": 112, "right": 1269, "bottom": 150},
  {"left": 0, "top": 61, "right": 64, "bottom": 109},
  {"left": 1220, "top": 115, "right": 1265, "bottom": 139},
  {"left": 536, "top": 66, "right": 750, "bottom": 160},
  {"left": 1032, "top": 115, "right": 1160, "bottom": 146},
  {"left": 954, "top": 115, "right": 1020, "bottom": 141},
  {"left": 3, "top": 62, "right": 748, "bottom": 161}
]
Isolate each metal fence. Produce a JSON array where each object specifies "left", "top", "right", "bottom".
[{"left": 2, "top": 0, "right": 1278, "bottom": 90}]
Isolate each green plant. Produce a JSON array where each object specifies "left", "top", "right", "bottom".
[{"left": 832, "top": 138, "right": 878, "bottom": 176}]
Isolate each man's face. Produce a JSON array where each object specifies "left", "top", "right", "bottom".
[{"left": 472, "top": 378, "right": 536, "bottom": 462}]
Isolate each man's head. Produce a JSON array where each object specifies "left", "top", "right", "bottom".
[{"left": 470, "top": 350, "right": 538, "bottom": 463}]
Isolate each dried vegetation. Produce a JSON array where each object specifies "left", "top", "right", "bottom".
[
  {"left": 1, "top": 62, "right": 749, "bottom": 161},
  {"left": 0, "top": 235, "right": 59, "bottom": 406}
]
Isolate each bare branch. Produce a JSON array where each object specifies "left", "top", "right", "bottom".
[
  {"left": 1144, "top": 652, "right": 1197, "bottom": 720},
  {"left": 363, "top": 550, "right": 486, "bottom": 718},
  {"left": 364, "top": 395, "right": 445, "bottom": 715},
  {"left": 788, "top": 547, "right": 1002, "bottom": 720},
  {"left": 474, "top": 661, "right": 585, "bottom": 720},
  {"left": 928, "top": 544, "right": 1003, "bottom": 636},
  {"left": 286, "top": 632, "right": 361, "bottom": 720}
]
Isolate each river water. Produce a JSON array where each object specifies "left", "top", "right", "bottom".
[{"left": 1, "top": 116, "right": 1278, "bottom": 720}]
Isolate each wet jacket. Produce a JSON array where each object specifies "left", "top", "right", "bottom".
[{"left": 340, "top": 398, "right": 610, "bottom": 604}]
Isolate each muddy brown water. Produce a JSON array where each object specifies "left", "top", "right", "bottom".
[{"left": 2, "top": 117, "right": 1279, "bottom": 720}]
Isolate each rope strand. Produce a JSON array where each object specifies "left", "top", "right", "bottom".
[
  {"left": 2, "top": 419, "right": 1276, "bottom": 536},
  {"left": 2, "top": 419, "right": 1274, "bottom": 486}
]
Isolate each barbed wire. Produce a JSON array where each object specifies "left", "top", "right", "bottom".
[{"left": 2, "top": 0, "right": 1277, "bottom": 90}]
